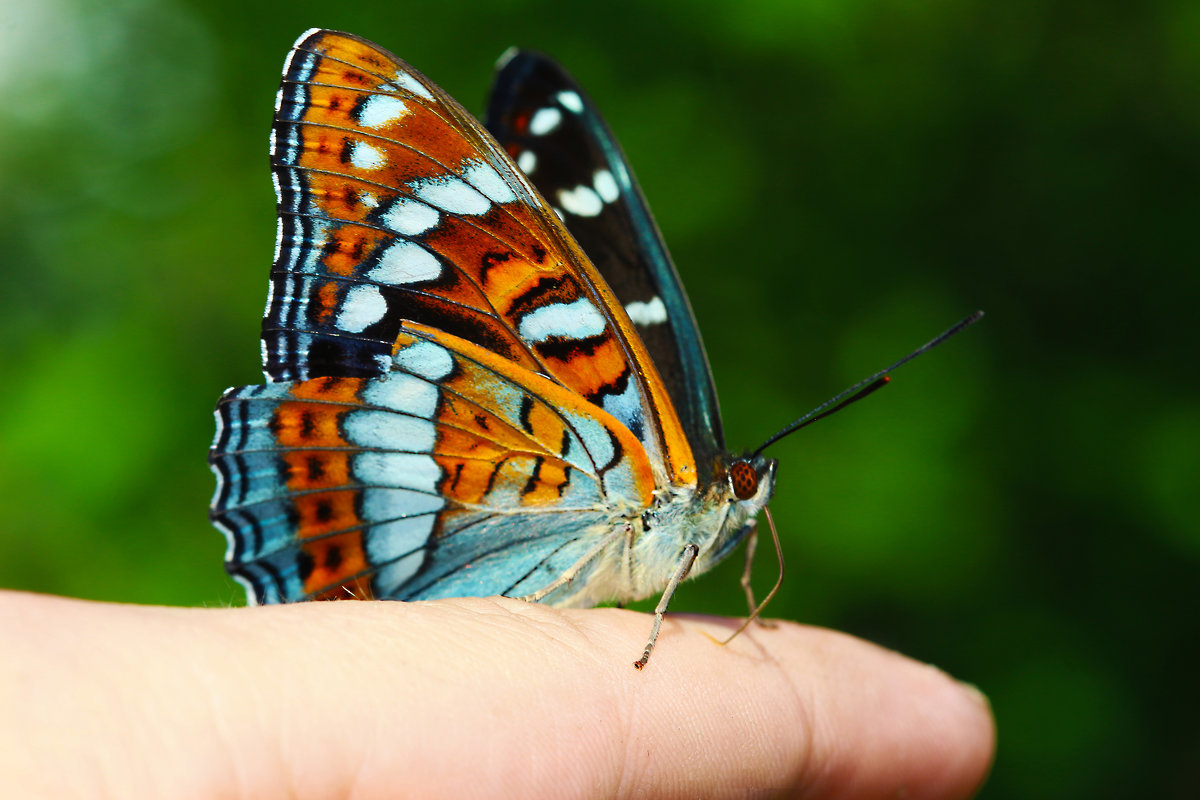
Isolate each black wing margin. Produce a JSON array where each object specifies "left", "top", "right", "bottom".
[{"left": 485, "top": 50, "right": 724, "bottom": 467}]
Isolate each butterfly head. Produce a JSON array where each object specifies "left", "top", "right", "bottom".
[
  {"left": 725, "top": 454, "right": 776, "bottom": 505},
  {"left": 691, "top": 453, "right": 777, "bottom": 571}
]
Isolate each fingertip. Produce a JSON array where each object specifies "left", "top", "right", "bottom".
[
  {"left": 774, "top": 626, "right": 996, "bottom": 799},
  {"left": 578, "top": 615, "right": 995, "bottom": 799},
  {"left": 926, "top": 674, "right": 996, "bottom": 798}
]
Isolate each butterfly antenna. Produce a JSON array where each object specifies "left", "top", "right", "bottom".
[{"left": 753, "top": 311, "right": 984, "bottom": 457}]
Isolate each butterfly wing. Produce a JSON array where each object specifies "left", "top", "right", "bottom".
[
  {"left": 212, "top": 323, "right": 656, "bottom": 605},
  {"left": 485, "top": 51, "right": 725, "bottom": 468},
  {"left": 211, "top": 30, "right": 707, "bottom": 605},
  {"left": 263, "top": 29, "right": 695, "bottom": 484}
]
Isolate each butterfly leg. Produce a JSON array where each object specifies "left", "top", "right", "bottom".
[
  {"left": 632, "top": 543, "right": 699, "bottom": 670},
  {"left": 739, "top": 526, "right": 777, "bottom": 629}
]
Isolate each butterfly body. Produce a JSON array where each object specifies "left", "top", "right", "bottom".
[{"left": 211, "top": 30, "right": 774, "bottom": 639}]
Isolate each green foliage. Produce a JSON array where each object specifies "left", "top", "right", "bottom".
[{"left": 1, "top": 1, "right": 1195, "bottom": 796}]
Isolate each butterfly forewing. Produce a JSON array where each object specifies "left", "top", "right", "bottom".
[
  {"left": 485, "top": 51, "right": 725, "bottom": 468},
  {"left": 263, "top": 30, "right": 695, "bottom": 483},
  {"left": 268, "top": 33, "right": 549, "bottom": 381}
]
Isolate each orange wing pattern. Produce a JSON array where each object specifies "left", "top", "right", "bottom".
[
  {"left": 212, "top": 323, "right": 656, "bottom": 604},
  {"left": 263, "top": 30, "right": 695, "bottom": 485}
]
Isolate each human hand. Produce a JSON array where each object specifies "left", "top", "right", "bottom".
[{"left": 0, "top": 591, "right": 993, "bottom": 799}]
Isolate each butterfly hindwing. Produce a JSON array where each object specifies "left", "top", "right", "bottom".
[
  {"left": 262, "top": 30, "right": 696, "bottom": 483},
  {"left": 211, "top": 323, "right": 656, "bottom": 605},
  {"left": 485, "top": 51, "right": 725, "bottom": 467}
]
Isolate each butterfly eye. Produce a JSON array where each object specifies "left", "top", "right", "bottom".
[{"left": 729, "top": 461, "right": 758, "bottom": 500}]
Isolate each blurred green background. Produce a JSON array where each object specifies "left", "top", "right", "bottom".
[{"left": 1, "top": 0, "right": 1196, "bottom": 796}]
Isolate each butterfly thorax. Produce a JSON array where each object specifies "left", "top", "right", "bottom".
[{"left": 560, "top": 453, "right": 776, "bottom": 607}]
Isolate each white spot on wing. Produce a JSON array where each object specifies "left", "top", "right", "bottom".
[
  {"left": 363, "top": 374, "right": 439, "bottom": 418},
  {"left": 344, "top": 411, "right": 436, "bottom": 452},
  {"left": 365, "top": 510, "right": 443, "bottom": 595},
  {"left": 289, "top": 45, "right": 318, "bottom": 83},
  {"left": 382, "top": 198, "right": 439, "bottom": 235},
  {"left": 593, "top": 169, "right": 619, "bottom": 203},
  {"left": 287, "top": 129, "right": 302, "bottom": 164},
  {"left": 369, "top": 241, "right": 442, "bottom": 285},
  {"left": 362, "top": 489, "right": 445, "bottom": 524},
  {"left": 411, "top": 176, "right": 491, "bottom": 215},
  {"left": 354, "top": 452, "right": 441, "bottom": 493},
  {"left": 394, "top": 340, "right": 454, "bottom": 380},
  {"left": 518, "top": 298, "right": 607, "bottom": 343},
  {"left": 358, "top": 95, "right": 409, "bottom": 128},
  {"left": 336, "top": 285, "right": 387, "bottom": 332},
  {"left": 557, "top": 185, "right": 603, "bottom": 217},
  {"left": 367, "top": 512, "right": 439, "bottom": 559},
  {"left": 287, "top": 81, "right": 306, "bottom": 119},
  {"left": 271, "top": 168, "right": 282, "bottom": 204},
  {"left": 625, "top": 297, "right": 667, "bottom": 326},
  {"left": 517, "top": 150, "right": 537, "bottom": 175},
  {"left": 529, "top": 107, "right": 562, "bottom": 135},
  {"left": 461, "top": 160, "right": 515, "bottom": 204},
  {"left": 394, "top": 72, "right": 434, "bottom": 100},
  {"left": 349, "top": 141, "right": 387, "bottom": 170},
  {"left": 556, "top": 90, "right": 583, "bottom": 113}
]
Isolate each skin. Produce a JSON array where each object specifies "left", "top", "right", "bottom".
[{"left": 0, "top": 591, "right": 994, "bottom": 799}]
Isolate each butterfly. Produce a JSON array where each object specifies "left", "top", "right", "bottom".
[{"left": 209, "top": 29, "right": 976, "bottom": 668}]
